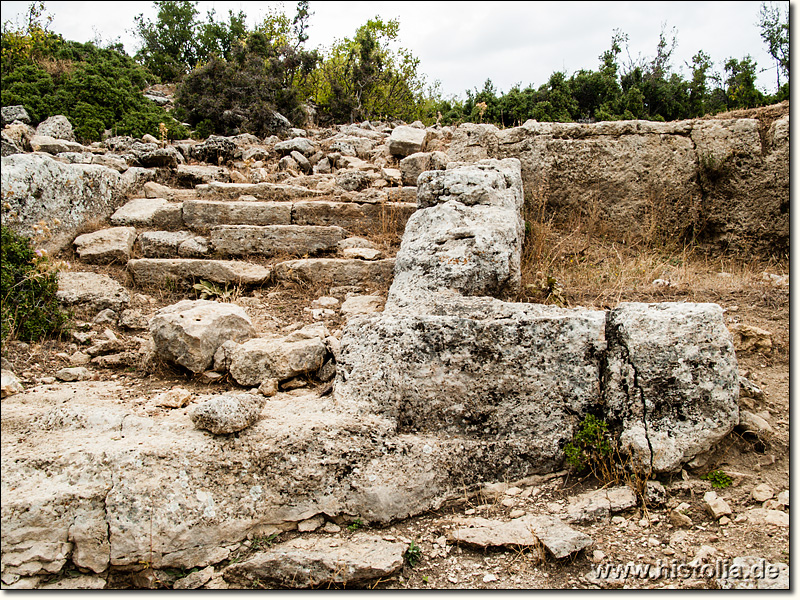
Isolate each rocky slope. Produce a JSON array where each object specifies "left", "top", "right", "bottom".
[{"left": 0, "top": 106, "right": 789, "bottom": 589}]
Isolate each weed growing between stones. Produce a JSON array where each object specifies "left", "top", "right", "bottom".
[
  {"left": 192, "top": 279, "right": 239, "bottom": 301},
  {"left": 404, "top": 541, "right": 422, "bottom": 567},
  {"left": 563, "top": 414, "right": 619, "bottom": 485},
  {"left": 347, "top": 518, "right": 364, "bottom": 532},
  {"left": 702, "top": 469, "right": 733, "bottom": 489},
  {"left": 1, "top": 225, "right": 71, "bottom": 342}
]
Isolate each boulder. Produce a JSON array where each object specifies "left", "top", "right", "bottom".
[
  {"left": 2, "top": 105, "right": 31, "bottom": 125},
  {"left": 189, "top": 392, "right": 266, "bottom": 434},
  {"left": 131, "top": 143, "right": 182, "bottom": 168},
  {"left": 191, "top": 135, "right": 237, "bottom": 164},
  {"left": 274, "top": 137, "right": 316, "bottom": 156},
  {"left": 0, "top": 153, "right": 152, "bottom": 254},
  {"left": 399, "top": 151, "right": 448, "bottom": 185},
  {"left": 73, "top": 227, "right": 137, "bottom": 264},
  {"left": 229, "top": 328, "right": 328, "bottom": 386},
  {"left": 223, "top": 534, "right": 406, "bottom": 588},
  {"left": 1, "top": 369, "right": 24, "bottom": 398},
  {"left": 174, "top": 164, "right": 231, "bottom": 185},
  {"left": 387, "top": 125, "right": 428, "bottom": 157},
  {"left": 387, "top": 159, "right": 524, "bottom": 312},
  {"left": 1, "top": 131, "right": 24, "bottom": 157},
  {"left": 57, "top": 271, "right": 130, "bottom": 313},
  {"left": 29, "top": 135, "right": 85, "bottom": 154},
  {"left": 335, "top": 304, "right": 606, "bottom": 473},
  {"left": 336, "top": 169, "right": 374, "bottom": 191},
  {"left": 604, "top": 302, "right": 739, "bottom": 473},
  {"left": 36, "top": 115, "right": 75, "bottom": 141},
  {"left": 150, "top": 300, "right": 255, "bottom": 373}
]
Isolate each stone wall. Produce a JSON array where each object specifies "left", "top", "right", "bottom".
[{"left": 448, "top": 103, "right": 789, "bottom": 257}]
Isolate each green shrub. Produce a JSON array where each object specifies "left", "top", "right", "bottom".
[
  {"left": 702, "top": 470, "right": 732, "bottom": 489},
  {"left": 1, "top": 226, "right": 71, "bottom": 342},
  {"left": 1, "top": 25, "right": 187, "bottom": 142},
  {"left": 563, "top": 414, "right": 618, "bottom": 483},
  {"left": 404, "top": 541, "right": 422, "bottom": 567}
]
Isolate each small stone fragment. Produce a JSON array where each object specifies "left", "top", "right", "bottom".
[
  {"left": 55, "top": 366, "right": 91, "bottom": 381},
  {"left": 703, "top": 491, "right": 733, "bottom": 519},
  {"left": 751, "top": 483, "right": 775, "bottom": 503}
]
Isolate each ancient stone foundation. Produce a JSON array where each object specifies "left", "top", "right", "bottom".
[{"left": 1, "top": 157, "right": 740, "bottom": 580}]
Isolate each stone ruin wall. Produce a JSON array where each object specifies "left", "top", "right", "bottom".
[{"left": 447, "top": 106, "right": 789, "bottom": 257}]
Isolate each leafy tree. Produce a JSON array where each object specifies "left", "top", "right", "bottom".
[
  {"left": 176, "top": 7, "right": 319, "bottom": 137},
  {"left": 724, "top": 56, "right": 765, "bottom": 109},
  {"left": 308, "top": 17, "right": 426, "bottom": 123},
  {"left": 757, "top": 2, "right": 789, "bottom": 90},
  {"left": 197, "top": 8, "right": 247, "bottom": 62},
  {"left": 132, "top": 0, "right": 201, "bottom": 82},
  {"left": 2, "top": 6, "right": 187, "bottom": 141},
  {"left": 687, "top": 50, "right": 713, "bottom": 117}
]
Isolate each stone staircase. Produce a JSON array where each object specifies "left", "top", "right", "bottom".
[{"left": 73, "top": 160, "right": 418, "bottom": 292}]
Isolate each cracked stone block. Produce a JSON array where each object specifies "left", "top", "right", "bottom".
[{"left": 604, "top": 302, "right": 739, "bottom": 473}]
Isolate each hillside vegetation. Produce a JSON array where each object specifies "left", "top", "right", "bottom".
[{"left": 1, "top": 1, "right": 789, "bottom": 141}]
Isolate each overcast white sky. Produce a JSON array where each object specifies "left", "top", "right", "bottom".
[{"left": 0, "top": 1, "right": 788, "bottom": 97}]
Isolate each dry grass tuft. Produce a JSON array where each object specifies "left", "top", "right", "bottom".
[{"left": 517, "top": 182, "right": 787, "bottom": 309}]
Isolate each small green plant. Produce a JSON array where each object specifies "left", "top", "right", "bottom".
[
  {"left": 702, "top": 470, "right": 732, "bottom": 489},
  {"left": 422, "top": 575, "right": 429, "bottom": 584},
  {"left": 249, "top": 533, "right": 278, "bottom": 551},
  {"left": 563, "top": 414, "right": 618, "bottom": 484},
  {"left": 1, "top": 225, "right": 71, "bottom": 342},
  {"left": 192, "top": 279, "right": 234, "bottom": 301},
  {"left": 404, "top": 541, "right": 422, "bottom": 567},
  {"left": 347, "top": 518, "right": 363, "bottom": 532}
]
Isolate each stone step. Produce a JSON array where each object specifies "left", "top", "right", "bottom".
[
  {"left": 112, "top": 197, "right": 417, "bottom": 235},
  {"left": 127, "top": 258, "right": 271, "bottom": 288},
  {"left": 292, "top": 201, "right": 417, "bottom": 236},
  {"left": 208, "top": 225, "right": 346, "bottom": 257},
  {"left": 183, "top": 199, "right": 291, "bottom": 228},
  {"left": 272, "top": 258, "right": 395, "bottom": 287},
  {"left": 196, "top": 181, "right": 328, "bottom": 201}
]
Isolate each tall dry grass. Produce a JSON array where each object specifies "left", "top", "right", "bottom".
[{"left": 517, "top": 181, "right": 787, "bottom": 309}]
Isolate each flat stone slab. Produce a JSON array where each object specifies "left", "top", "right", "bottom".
[
  {"left": 447, "top": 515, "right": 592, "bottom": 559},
  {"left": 73, "top": 227, "right": 137, "bottom": 264},
  {"left": 292, "top": 200, "right": 416, "bottom": 234},
  {"left": 57, "top": 271, "right": 130, "bottom": 312},
  {"left": 137, "top": 231, "right": 194, "bottom": 257},
  {"left": 196, "top": 181, "right": 326, "bottom": 201},
  {"left": 127, "top": 258, "right": 271, "bottom": 288},
  {"left": 273, "top": 258, "right": 395, "bottom": 287},
  {"left": 182, "top": 199, "right": 292, "bottom": 228},
  {"left": 209, "top": 225, "right": 345, "bottom": 257},
  {"left": 565, "top": 486, "right": 638, "bottom": 524},
  {"left": 110, "top": 197, "right": 183, "bottom": 229},
  {"left": 223, "top": 534, "right": 406, "bottom": 588}
]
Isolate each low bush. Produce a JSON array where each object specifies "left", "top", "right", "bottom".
[{"left": 0, "top": 225, "right": 71, "bottom": 342}]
